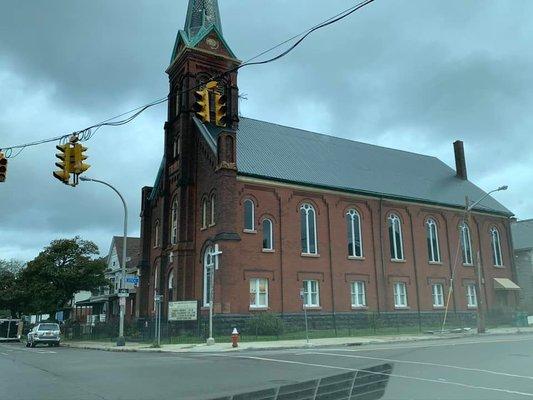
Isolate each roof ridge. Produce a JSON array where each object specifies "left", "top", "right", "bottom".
[{"left": 240, "top": 116, "right": 439, "bottom": 161}]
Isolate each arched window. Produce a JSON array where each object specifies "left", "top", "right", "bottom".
[
  {"left": 491, "top": 227, "right": 503, "bottom": 266},
  {"left": 171, "top": 198, "right": 178, "bottom": 245},
  {"left": 460, "top": 223, "right": 473, "bottom": 265},
  {"left": 243, "top": 199, "right": 255, "bottom": 231},
  {"left": 388, "top": 213, "right": 404, "bottom": 260},
  {"left": 262, "top": 218, "right": 273, "bottom": 250},
  {"left": 426, "top": 218, "right": 441, "bottom": 263},
  {"left": 300, "top": 203, "right": 317, "bottom": 254},
  {"left": 210, "top": 194, "right": 216, "bottom": 226},
  {"left": 153, "top": 220, "right": 160, "bottom": 248},
  {"left": 346, "top": 209, "right": 363, "bottom": 257},
  {"left": 168, "top": 271, "right": 174, "bottom": 302},
  {"left": 154, "top": 264, "right": 159, "bottom": 292},
  {"left": 203, "top": 246, "right": 214, "bottom": 306},
  {"left": 201, "top": 198, "right": 208, "bottom": 229}
]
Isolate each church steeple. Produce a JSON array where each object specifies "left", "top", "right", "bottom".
[
  {"left": 169, "top": 0, "right": 236, "bottom": 66},
  {"left": 184, "top": 0, "right": 222, "bottom": 40}
]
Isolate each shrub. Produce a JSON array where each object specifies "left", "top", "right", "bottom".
[{"left": 246, "top": 313, "right": 284, "bottom": 336}]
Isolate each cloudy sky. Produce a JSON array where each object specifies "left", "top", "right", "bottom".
[{"left": 1, "top": 0, "right": 532, "bottom": 261}]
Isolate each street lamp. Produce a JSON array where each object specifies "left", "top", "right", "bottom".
[
  {"left": 80, "top": 176, "right": 128, "bottom": 346},
  {"left": 465, "top": 185, "right": 508, "bottom": 334}
]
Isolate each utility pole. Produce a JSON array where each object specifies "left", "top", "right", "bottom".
[
  {"left": 464, "top": 186, "right": 507, "bottom": 334},
  {"left": 80, "top": 176, "right": 128, "bottom": 346}
]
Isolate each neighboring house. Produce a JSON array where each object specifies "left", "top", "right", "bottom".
[
  {"left": 137, "top": 0, "right": 519, "bottom": 323},
  {"left": 76, "top": 236, "right": 141, "bottom": 323},
  {"left": 512, "top": 220, "right": 533, "bottom": 312}
]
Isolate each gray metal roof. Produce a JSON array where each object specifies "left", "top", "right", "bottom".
[
  {"left": 512, "top": 220, "right": 533, "bottom": 250},
  {"left": 205, "top": 117, "right": 511, "bottom": 216}
]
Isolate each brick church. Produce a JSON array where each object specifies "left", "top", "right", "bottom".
[{"left": 138, "top": 0, "right": 519, "bottom": 322}]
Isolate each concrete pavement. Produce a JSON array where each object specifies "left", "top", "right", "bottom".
[
  {"left": 62, "top": 326, "right": 533, "bottom": 353},
  {"left": 2, "top": 333, "right": 533, "bottom": 399}
]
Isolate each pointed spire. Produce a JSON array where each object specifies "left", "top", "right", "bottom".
[{"left": 184, "top": 0, "right": 222, "bottom": 39}]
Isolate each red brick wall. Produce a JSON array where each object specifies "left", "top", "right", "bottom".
[{"left": 207, "top": 179, "right": 516, "bottom": 315}]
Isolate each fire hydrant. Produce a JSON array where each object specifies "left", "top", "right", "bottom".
[{"left": 231, "top": 328, "right": 239, "bottom": 348}]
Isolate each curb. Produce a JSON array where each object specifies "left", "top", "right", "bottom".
[{"left": 61, "top": 328, "right": 533, "bottom": 354}]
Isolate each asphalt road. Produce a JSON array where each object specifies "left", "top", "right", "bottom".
[{"left": 1, "top": 334, "right": 533, "bottom": 400}]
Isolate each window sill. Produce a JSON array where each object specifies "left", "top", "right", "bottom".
[
  {"left": 391, "top": 259, "right": 406, "bottom": 263},
  {"left": 394, "top": 306, "right": 410, "bottom": 310},
  {"left": 433, "top": 306, "right": 445, "bottom": 309},
  {"left": 243, "top": 229, "right": 257, "bottom": 234},
  {"left": 463, "top": 263, "right": 474, "bottom": 267},
  {"left": 301, "top": 253, "right": 320, "bottom": 258},
  {"left": 348, "top": 256, "right": 365, "bottom": 261},
  {"left": 429, "top": 261, "right": 443, "bottom": 265},
  {"left": 351, "top": 306, "right": 368, "bottom": 310},
  {"left": 493, "top": 265, "right": 505, "bottom": 268},
  {"left": 262, "top": 249, "right": 275, "bottom": 253},
  {"left": 200, "top": 227, "right": 207, "bottom": 231},
  {"left": 249, "top": 306, "right": 269, "bottom": 311},
  {"left": 208, "top": 223, "right": 216, "bottom": 228},
  {"left": 303, "top": 306, "right": 321, "bottom": 310},
  {"left": 467, "top": 305, "right": 478, "bottom": 310}
]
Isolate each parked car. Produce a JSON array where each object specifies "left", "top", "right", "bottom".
[{"left": 26, "top": 323, "right": 61, "bottom": 347}]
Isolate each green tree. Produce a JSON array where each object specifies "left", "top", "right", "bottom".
[
  {"left": 0, "top": 260, "right": 26, "bottom": 317},
  {"left": 20, "top": 237, "right": 106, "bottom": 316}
]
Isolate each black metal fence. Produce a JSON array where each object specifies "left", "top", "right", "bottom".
[{"left": 60, "top": 310, "right": 506, "bottom": 344}]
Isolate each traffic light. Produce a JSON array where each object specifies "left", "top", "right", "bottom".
[
  {"left": 72, "top": 143, "right": 90, "bottom": 175},
  {"left": 214, "top": 93, "right": 228, "bottom": 127},
  {"left": 0, "top": 152, "right": 7, "bottom": 182},
  {"left": 53, "top": 143, "right": 73, "bottom": 184},
  {"left": 193, "top": 88, "right": 210, "bottom": 123}
]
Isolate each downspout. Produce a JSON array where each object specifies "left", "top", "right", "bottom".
[
  {"left": 474, "top": 217, "right": 490, "bottom": 314},
  {"left": 326, "top": 199, "right": 337, "bottom": 334},
  {"left": 378, "top": 198, "right": 388, "bottom": 311},
  {"left": 407, "top": 209, "right": 422, "bottom": 328},
  {"left": 443, "top": 213, "right": 458, "bottom": 314},
  {"left": 505, "top": 218, "right": 519, "bottom": 308},
  {"left": 369, "top": 202, "right": 381, "bottom": 313},
  {"left": 278, "top": 193, "right": 284, "bottom": 315}
]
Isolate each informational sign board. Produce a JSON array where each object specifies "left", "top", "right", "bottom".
[
  {"left": 125, "top": 275, "right": 139, "bottom": 287},
  {"left": 168, "top": 301, "right": 198, "bottom": 321}
]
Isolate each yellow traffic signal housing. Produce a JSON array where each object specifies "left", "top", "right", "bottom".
[
  {"left": 53, "top": 143, "right": 74, "bottom": 184},
  {"left": 193, "top": 88, "right": 210, "bottom": 123},
  {"left": 73, "top": 143, "right": 90, "bottom": 175},
  {"left": 0, "top": 152, "right": 7, "bottom": 182},
  {"left": 215, "top": 93, "right": 228, "bottom": 127}
]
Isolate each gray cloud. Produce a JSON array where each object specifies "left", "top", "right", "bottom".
[{"left": 0, "top": 0, "right": 531, "bottom": 261}]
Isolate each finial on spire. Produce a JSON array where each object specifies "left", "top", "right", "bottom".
[{"left": 184, "top": 0, "right": 222, "bottom": 39}]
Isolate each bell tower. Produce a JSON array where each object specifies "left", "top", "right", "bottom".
[{"left": 160, "top": 0, "right": 240, "bottom": 300}]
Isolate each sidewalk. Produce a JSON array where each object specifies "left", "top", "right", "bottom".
[{"left": 62, "top": 326, "right": 533, "bottom": 353}]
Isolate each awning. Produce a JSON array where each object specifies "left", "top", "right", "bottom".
[{"left": 494, "top": 278, "right": 521, "bottom": 291}]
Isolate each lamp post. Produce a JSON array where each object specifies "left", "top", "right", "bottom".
[
  {"left": 80, "top": 176, "right": 128, "bottom": 346},
  {"left": 465, "top": 185, "right": 508, "bottom": 334}
]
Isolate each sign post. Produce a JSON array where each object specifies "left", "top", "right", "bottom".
[
  {"left": 300, "top": 288, "right": 309, "bottom": 345},
  {"left": 207, "top": 244, "right": 222, "bottom": 345}
]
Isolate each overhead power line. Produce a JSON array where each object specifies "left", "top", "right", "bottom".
[{"left": 0, "top": 0, "right": 376, "bottom": 158}]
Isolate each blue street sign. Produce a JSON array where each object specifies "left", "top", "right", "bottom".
[{"left": 125, "top": 276, "right": 139, "bottom": 285}]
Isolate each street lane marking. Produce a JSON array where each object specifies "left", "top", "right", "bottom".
[
  {"left": 0, "top": 352, "right": 8, "bottom": 356},
  {"left": 226, "top": 355, "right": 533, "bottom": 397},
  {"left": 305, "top": 351, "right": 533, "bottom": 381},
  {"left": 311, "top": 336, "right": 533, "bottom": 353}
]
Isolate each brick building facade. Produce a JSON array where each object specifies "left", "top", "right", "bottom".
[{"left": 138, "top": 0, "right": 518, "bottom": 322}]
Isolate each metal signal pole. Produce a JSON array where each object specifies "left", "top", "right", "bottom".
[{"left": 80, "top": 176, "right": 128, "bottom": 346}]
